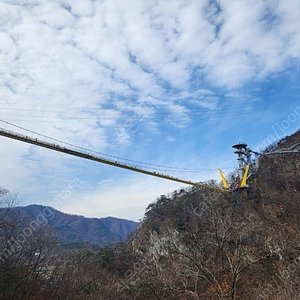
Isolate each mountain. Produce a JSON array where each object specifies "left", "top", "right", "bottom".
[
  {"left": 104, "top": 129, "right": 300, "bottom": 299},
  {"left": 16, "top": 205, "right": 138, "bottom": 246}
]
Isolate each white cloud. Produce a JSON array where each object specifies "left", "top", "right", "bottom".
[
  {"left": 67, "top": 0, "right": 94, "bottom": 17},
  {"left": 59, "top": 175, "right": 182, "bottom": 221},
  {"left": 33, "top": 2, "right": 75, "bottom": 29}
]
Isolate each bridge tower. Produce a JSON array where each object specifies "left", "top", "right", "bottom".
[{"left": 232, "top": 142, "right": 252, "bottom": 183}]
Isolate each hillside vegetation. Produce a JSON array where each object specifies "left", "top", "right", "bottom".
[{"left": 1, "top": 130, "right": 300, "bottom": 299}]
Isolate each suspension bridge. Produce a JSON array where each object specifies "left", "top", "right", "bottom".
[{"left": 0, "top": 127, "right": 231, "bottom": 193}]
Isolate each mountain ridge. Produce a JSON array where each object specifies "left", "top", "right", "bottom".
[{"left": 14, "top": 204, "right": 138, "bottom": 246}]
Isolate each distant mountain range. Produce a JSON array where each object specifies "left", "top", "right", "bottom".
[{"left": 15, "top": 205, "right": 139, "bottom": 246}]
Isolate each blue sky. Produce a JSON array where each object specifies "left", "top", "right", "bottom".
[{"left": 0, "top": 0, "right": 300, "bottom": 221}]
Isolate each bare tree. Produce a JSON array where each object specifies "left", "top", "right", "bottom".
[{"left": 0, "top": 187, "right": 57, "bottom": 299}]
